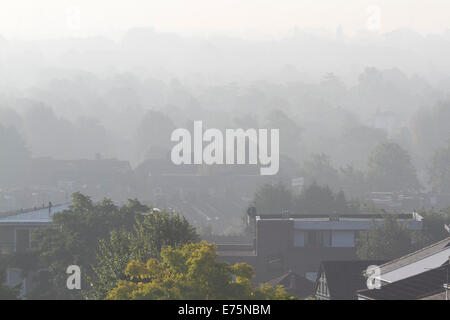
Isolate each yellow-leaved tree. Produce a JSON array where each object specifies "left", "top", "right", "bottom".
[{"left": 106, "top": 241, "right": 295, "bottom": 300}]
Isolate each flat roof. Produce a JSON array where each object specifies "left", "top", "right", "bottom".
[
  {"left": 255, "top": 213, "right": 423, "bottom": 231},
  {"left": 0, "top": 204, "right": 70, "bottom": 224},
  {"left": 255, "top": 212, "right": 421, "bottom": 221}
]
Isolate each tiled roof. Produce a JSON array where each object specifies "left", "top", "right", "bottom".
[
  {"left": 358, "top": 264, "right": 450, "bottom": 300},
  {"left": 378, "top": 236, "right": 450, "bottom": 275},
  {"left": 318, "top": 260, "right": 386, "bottom": 300}
]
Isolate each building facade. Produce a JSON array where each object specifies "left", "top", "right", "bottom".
[{"left": 218, "top": 212, "right": 423, "bottom": 283}]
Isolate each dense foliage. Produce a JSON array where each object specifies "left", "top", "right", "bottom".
[{"left": 107, "top": 241, "right": 294, "bottom": 300}]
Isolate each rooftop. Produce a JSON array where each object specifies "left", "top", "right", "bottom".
[
  {"left": 256, "top": 212, "right": 423, "bottom": 231},
  {"left": 0, "top": 204, "right": 70, "bottom": 224},
  {"left": 358, "top": 264, "right": 450, "bottom": 300},
  {"left": 255, "top": 212, "right": 423, "bottom": 221},
  {"left": 266, "top": 271, "right": 315, "bottom": 298},
  {"left": 376, "top": 236, "right": 450, "bottom": 282},
  {"left": 317, "top": 260, "right": 386, "bottom": 300}
]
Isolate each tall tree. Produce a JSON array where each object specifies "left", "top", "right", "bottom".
[
  {"left": 294, "top": 183, "right": 358, "bottom": 215},
  {"left": 14, "top": 193, "right": 147, "bottom": 299},
  {"left": 428, "top": 142, "right": 450, "bottom": 193},
  {"left": 300, "top": 153, "right": 340, "bottom": 191},
  {"left": 135, "top": 110, "right": 176, "bottom": 161},
  {"left": 356, "top": 215, "right": 414, "bottom": 260},
  {"left": 339, "top": 165, "right": 368, "bottom": 198},
  {"left": 367, "top": 141, "right": 419, "bottom": 192},
  {"left": 88, "top": 209, "right": 198, "bottom": 299},
  {"left": 253, "top": 183, "right": 293, "bottom": 216},
  {"left": 0, "top": 124, "right": 30, "bottom": 187},
  {"left": 0, "top": 258, "right": 18, "bottom": 300},
  {"left": 265, "top": 109, "right": 302, "bottom": 160}
]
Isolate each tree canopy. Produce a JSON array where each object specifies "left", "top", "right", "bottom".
[
  {"left": 89, "top": 208, "right": 198, "bottom": 299},
  {"left": 253, "top": 182, "right": 359, "bottom": 216},
  {"left": 356, "top": 215, "right": 414, "bottom": 260},
  {"left": 7, "top": 192, "right": 198, "bottom": 299},
  {"left": 107, "top": 241, "right": 294, "bottom": 300},
  {"left": 367, "top": 141, "right": 419, "bottom": 192},
  {"left": 0, "top": 124, "right": 30, "bottom": 187},
  {"left": 428, "top": 142, "right": 450, "bottom": 193}
]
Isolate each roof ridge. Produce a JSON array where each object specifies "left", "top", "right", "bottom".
[
  {"left": 379, "top": 236, "right": 450, "bottom": 271},
  {"left": 265, "top": 271, "right": 295, "bottom": 286}
]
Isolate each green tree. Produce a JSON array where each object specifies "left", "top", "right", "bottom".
[
  {"left": 356, "top": 215, "right": 414, "bottom": 260},
  {"left": 18, "top": 193, "right": 147, "bottom": 299},
  {"left": 300, "top": 153, "right": 340, "bottom": 191},
  {"left": 0, "top": 257, "right": 19, "bottom": 300},
  {"left": 88, "top": 209, "right": 199, "bottom": 299},
  {"left": 265, "top": 109, "right": 302, "bottom": 160},
  {"left": 367, "top": 141, "right": 419, "bottom": 192},
  {"left": 295, "top": 183, "right": 335, "bottom": 215},
  {"left": 135, "top": 110, "right": 176, "bottom": 161},
  {"left": 339, "top": 165, "right": 368, "bottom": 198},
  {"left": 294, "top": 183, "right": 358, "bottom": 215},
  {"left": 106, "top": 241, "right": 294, "bottom": 300},
  {"left": 254, "top": 183, "right": 293, "bottom": 216},
  {"left": 428, "top": 142, "right": 450, "bottom": 193},
  {"left": 410, "top": 102, "right": 450, "bottom": 167},
  {"left": 414, "top": 209, "right": 450, "bottom": 246},
  {"left": 0, "top": 125, "right": 30, "bottom": 187}
]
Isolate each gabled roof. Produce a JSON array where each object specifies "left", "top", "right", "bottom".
[
  {"left": 266, "top": 271, "right": 315, "bottom": 298},
  {"left": 358, "top": 264, "right": 450, "bottom": 300},
  {"left": 377, "top": 236, "right": 450, "bottom": 278},
  {"left": 317, "top": 260, "right": 385, "bottom": 300}
]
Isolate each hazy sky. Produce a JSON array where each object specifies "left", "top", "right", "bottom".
[{"left": 1, "top": 0, "right": 450, "bottom": 39}]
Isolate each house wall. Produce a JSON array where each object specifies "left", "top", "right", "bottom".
[
  {"left": 218, "top": 216, "right": 421, "bottom": 284},
  {"left": 0, "top": 226, "right": 15, "bottom": 253},
  {"left": 253, "top": 220, "right": 358, "bottom": 282}
]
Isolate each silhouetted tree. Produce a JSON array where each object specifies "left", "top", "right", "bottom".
[
  {"left": 0, "top": 124, "right": 30, "bottom": 187},
  {"left": 367, "top": 141, "right": 419, "bottom": 192},
  {"left": 428, "top": 141, "right": 450, "bottom": 193},
  {"left": 356, "top": 215, "right": 414, "bottom": 260},
  {"left": 254, "top": 183, "right": 293, "bottom": 216}
]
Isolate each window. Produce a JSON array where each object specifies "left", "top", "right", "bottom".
[
  {"left": 331, "top": 231, "right": 355, "bottom": 247},
  {"left": 323, "top": 231, "right": 331, "bottom": 247},
  {"left": 305, "top": 231, "right": 331, "bottom": 248},
  {"left": 306, "top": 231, "right": 321, "bottom": 247}
]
